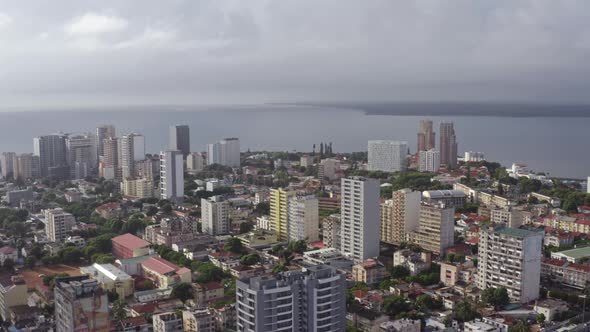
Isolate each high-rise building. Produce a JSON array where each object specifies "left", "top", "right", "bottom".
[
  {"left": 340, "top": 177, "right": 380, "bottom": 262},
  {"left": 45, "top": 208, "right": 75, "bottom": 242},
  {"left": 122, "top": 178, "right": 155, "bottom": 199},
  {"left": 0, "top": 152, "right": 16, "bottom": 179},
  {"left": 160, "top": 150, "right": 184, "bottom": 203},
  {"left": 207, "top": 138, "right": 240, "bottom": 168},
  {"left": 169, "top": 125, "right": 190, "bottom": 158},
  {"left": 380, "top": 189, "right": 421, "bottom": 245},
  {"left": 478, "top": 226, "right": 543, "bottom": 303},
  {"left": 99, "top": 137, "right": 119, "bottom": 180},
  {"left": 236, "top": 265, "right": 346, "bottom": 332},
  {"left": 464, "top": 151, "right": 485, "bottom": 162},
  {"left": 418, "top": 149, "right": 440, "bottom": 172},
  {"left": 187, "top": 152, "right": 205, "bottom": 173},
  {"left": 13, "top": 153, "right": 40, "bottom": 180},
  {"left": 54, "top": 276, "right": 109, "bottom": 332},
  {"left": 118, "top": 133, "right": 144, "bottom": 179},
  {"left": 439, "top": 122, "right": 458, "bottom": 168},
  {"left": 417, "top": 119, "right": 436, "bottom": 152},
  {"left": 33, "top": 134, "right": 68, "bottom": 178},
  {"left": 587, "top": 176, "right": 590, "bottom": 194},
  {"left": 287, "top": 195, "right": 319, "bottom": 242},
  {"left": 66, "top": 133, "right": 97, "bottom": 179},
  {"left": 368, "top": 140, "right": 407, "bottom": 172},
  {"left": 408, "top": 202, "right": 454, "bottom": 255},
  {"left": 201, "top": 196, "right": 230, "bottom": 235},
  {"left": 269, "top": 188, "right": 295, "bottom": 241},
  {"left": 322, "top": 215, "right": 341, "bottom": 250},
  {"left": 0, "top": 275, "right": 27, "bottom": 321},
  {"left": 96, "top": 125, "right": 116, "bottom": 159}
]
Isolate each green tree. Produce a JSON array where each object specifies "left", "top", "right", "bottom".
[
  {"left": 112, "top": 299, "right": 128, "bottom": 321},
  {"left": 239, "top": 222, "right": 254, "bottom": 234},
  {"left": 481, "top": 287, "right": 510, "bottom": 307},
  {"left": 240, "top": 254, "right": 260, "bottom": 266},
  {"left": 145, "top": 206, "right": 158, "bottom": 217},
  {"left": 171, "top": 282, "right": 194, "bottom": 303},
  {"left": 287, "top": 240, "right": 307, "bottom": 254},
  {"left": 536, "top": 313, "right": 546, "bottom": 324},
  {"left": 415, "top": 294, "right": 441, "bottom": 311},
  {"left": 25, "top": 256, "right": 37, "bottom": 269},
  {"left": 224, "top": 237, "right": 245, "bottom": 254},
  {"left": 454, "top": 301, "right": 478, "bottom": 322},
  {"left": 391, "top": 266, "right": 410, "bottom": 279},
  {"left": 383, "top": 296, "right": 411, "bottom": 316},
  {"left": 59, "top": 247, "right": 83, "bottom": 264},
  {"left": 508, "top": 320, "right": 531, "bottom": 332}
]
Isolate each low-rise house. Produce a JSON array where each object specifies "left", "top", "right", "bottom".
[
  {"left": 236, "top": 229, "right": 278, "bottom": 248},
  {"left": 193, "top": 282, "right": 225, "bottom": 308},
  {"left": 550, "top": 247, "right": 590, "bottom": 263},
  {"left": 212, "top": 304, "right": 236, "bottom": 332},
  {"left": 534, "top": 298, "right": 569, "bottom": 322},
  {"left": 182, "top": 308, "right": 216, "bottom": 332},
  {"left": 464, "top": 319, "right": 502, "bottom": 332},
  {"left": 207, "top": 250, "right": 241, "bottom": 271},
  {"left": 0, "top": 247, "right": 17, "bottom": 266},
  {"left": 228, "top": 265, "right": 266, "bottom": 279},
  {"left": 111, "top": 316, "right": 152, "bottom": 332},
  {"left": 393, "top": 249, "right": 432, "bottom": 276},
  {"left": 544, "top": 232, "right": 575, "bottom": 248},
  {"left": 352, "top": 259, "right": 388, "bottom": 285},
  {"left": 440, "top": 261, "right": 476, "bottom": 287},
  {"left": 80, "top": 263, "right": 134, "bottom": 298},
  {"left": 141, "top": 256, "right": 191, "bottom": 289},
  {"left": 347, "top": 304, "right": 390, "bottom": 332},
  {"left": 65, "top": 235, "right": 86, "bottom": 248},
  {"left": 95, "top": 202, "right": 123, "bottom": 219},
  {"left": 0, "top": 275, "right": 27, "bottom": 321},
  {"left": 153, "top": 312, "right": 184, "bottom": 332},
  {"left": 380, "top": 318, "right": 421, "bottom": 332},
  {"left": 541, "top": 258, "right": 590, "bottom": 290}
]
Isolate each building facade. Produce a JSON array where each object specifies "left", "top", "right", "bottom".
[
  {"left": 34, "top": 134, "right": 68, "bottom": 178},
  {"left": 207, "top": 138, "right": 240, "bottom": 168},
  {"left": 236, "top": 265, "right": 346, "bottom": 332},
  {"left": 201, "top": 196, "right": 230, "bottom": 235},
  {"left": 417, "top": 119, "right": 436, "bottom": 152},
  {"left": 287, "top": 195, "right": 319, "bottom": 242},
  {"left": 45, "top": 208, "right": 75, "bottom": 242},
  {"left": 380, "top": 189, "right": 421, "bottom": 245},
  {"left": 418, "top": 149, "right": 440, "bottom": 173},
  {"left": 439, "top": 122, "right": 458, "bottom": 168},
  {"left": 477, "top": 227, "right": 543, "bottom": 303},
  {"left": 341, "top": 177, "right": 380, "bottom": 262},
  {"left": 169, "top": 125, "right": 190, "bottom": 158},
  {"left": 160, "top": 150, "right": 184, "bottom": 203},
  {"left": 269, "top": 188, "right": 295, "bottom": 241},
  {"left": 368, "top": 140, "right": 407, "bottom": 172},
  {"left": 54, "top": 276, "right": 109, "bottom": 332},
  {"left": 408, "top": 203, "right": 454, "bottom": 255}
]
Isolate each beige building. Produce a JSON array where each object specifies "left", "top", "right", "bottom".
[
  {"left": 80, "top": 263, "right": 134, "bottom": 299},
  {"left": 153, "top": 312, "right": 184, "bottom": 332},
  {"left": 183, "top": 309, "right": 216, "bottom": 332},
  {"left": 44, "top": 208, "right": 75, "bottom": 242},
  {"left": 287, "top": 195, "right": 319, "bottom": 242},
  {"left": 408, "top": 203, "right": 454, "bottom": 255},
  {"left": 322, "top": 214, "right": 341, "bottom": 250},
  {"left": 237, "top": 229, "right": 278, "bottom": 248},
  {"left": 54, "top": 276, "right": 109, "bottom": 332},
  {"left": 352, "top": 259, "right": 388, "bottom": 285},
  {"left": 393, "top": 249, "right": 432, "bottom": 276},
  {"left": 122, "top": 177, "right": 155, "bottom": 198},
  {"left": 194, "top": 282, "right": 225, "bottom": 308},
  {"left": 0, "top": 275, "right": 27, "bottom": 321},
  {"left": 380, "top": 189, "right": 421, "bottom": 245},
  {"left": 269, "top": 188, "right": 295, "bottom": 241},
  {"left": 440, "top": 261, "right": 476, "bottom": 286},
  {"left": 141, "top": 256, "right": 192, "bottom": 289}
]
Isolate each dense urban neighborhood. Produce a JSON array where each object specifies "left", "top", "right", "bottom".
[{"left": 0, "top": 120, "right": 589, "bottom": 332}]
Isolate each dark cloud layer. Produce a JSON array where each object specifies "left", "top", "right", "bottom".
[{"left": 0, "top": 0, "right": 589, "bottom": 108}]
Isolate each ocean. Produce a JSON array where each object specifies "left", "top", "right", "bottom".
[{"left": 0, "top": 104, "right": 588, "bottom": 179}]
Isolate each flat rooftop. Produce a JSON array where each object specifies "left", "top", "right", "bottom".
[{"left": 554, "top": 246, "right": 590, "bottom": 259}]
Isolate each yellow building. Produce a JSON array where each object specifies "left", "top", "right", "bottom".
[
  {"left": 352, "top": 259, "right": 388, "bottom": 285},
  {"left": 0, "top": 275, "right": 27, "bottom": 321},
  {"left": 80, "top": 263, "right": 135, "bottom": 299},
  {"left": 141, "top": 257, "right": 192, "bottom": 289},
  {"left": 122, "top": 177, "right": 155, "bottom": 199},
  {"left": 269, "top": 188, "right": 295, "bottom": 241}
]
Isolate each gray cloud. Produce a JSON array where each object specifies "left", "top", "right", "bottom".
[{"left": 0, "top": 0, "right": 589, "bottom": 108}]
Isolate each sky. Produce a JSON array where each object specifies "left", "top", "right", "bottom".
[{"left": 0, "top": 0, "right": 590, "bottom": 108}]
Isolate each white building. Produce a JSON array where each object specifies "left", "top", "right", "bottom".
[
  {"left": 368, "top": 140, "right": 407, "bottom": 172},
  {"left": 201, "top": 196, "right": 230, "bottom": 235},
  {"left": 119, "top": 133, "right": 144, "bottom": 179},
  {"left": 464, "top": 151, "right": 485, "bottom": 162},
  {"left": 160, "top": 150, "right": 184, "bottom": 203},
  {"left": 207, "top": 138, "right": 240, "bottom": 168},
  {"left": 287, "top": 195, "right": 319, "bottom": 242},
  {"left": 340, "top": 177, "right": 380, "bottom": 262},
  {"left": 408, "top": 202, "right": 455, "bottom": 255},
  {"left": 318, "top": 158, "right": 341, "bottom": 180},
  {"left": 236, "top": 265, "right": 346, "bottom": 332},
  {"left": 187, "top": 152, "right": 205, "bottom": 173},
  {"left": 153, "top": 312, "right": 184, "bottom": 332},
  {"left": 380, "top": 189, "right": 421, "bottom": 245},
  {"left": 66, "top": 133, "right": 97, "bottom": 179},
  {"left": 477, "top": 226, "right": 543, "bottom": 303},
  {"left": 419, "top": 149, "right": 440, "bottom": 172},
  {"left": 45, "top": 208, "right": 75, "bottom": 242}
]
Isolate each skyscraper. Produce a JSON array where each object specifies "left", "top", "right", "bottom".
[
  {"left": 236, "top": 265, "right": 346, "bottom": 332},
  {"left": 340, "top": 177, "right": 380, "bottom": 262},
  {"left": 34, "top": 134, "right": 68, "bottom": 178},
  {"left": 160, "top": 150, "right": 184, "bottom": 203},
  {"left": 99, "top": 137, "right": 118, "bottom": 180},
  {"left": 169, "top": 125, "right": 190, "bottom": 158},
  {"left": 478, "top": 226, "right": 543, "bottom": 303},
  {"left": 0, "top": 152, "right": 16, "bottom": 179},
  {"left": 186, "top": 152, "right": 205, "bottom": 173},
  {"left": 417, "top": 119, "right": 435, "bottom": 152},
  {"left": 287, "top": 195, "right": 320, "bottom": 242},
  {"left": 380, "top": 189, "right": 421, "bottom": 245},
  {"left": 54, "top": 276, "right": 109, "bottom": 332},
  {"left": 207, "top": 138, "right": 240, "bottom": 168},
  {"left": 13, "top": 153, "right": 40, "bottom": 180},
  {"left": 439, "top": 122, "right": 458, "bottom": 168},
  {"left": 368, "top": 140, "right": 407, "bottom": 172},
  {"left": 96, "top": 125, "right": 115, "bottom": 159},
  {"left": 201, "top": 196, "right": 230, "bottom": 235},
  {"left": 408, "top": 202, "right": 454, "bottom": 255},
  {"left": 118, "top": 133, "right": 143, "bottom": 179},
  {"left": 418, "top": 149, "right": 440, "bottom": 172},
  {"left": 66, "top": 133, "right": 97, "bottom": 179},
  {"left": 45, "top": 208, "right": 76, "bottom": 242},
  {"left": 269, "top": 188, "right": 295, "bottom": 241}
]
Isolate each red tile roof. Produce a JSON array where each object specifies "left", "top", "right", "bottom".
[
  {"left": 197, "top": 282, "right": 223, "bottom": 290},
  {"left": 112, "top": 233, "right": 150, "bottom": 250},
  {"left": 352, "top": 290, "right": 368, "bottom": 299},
  {"left": 569, "top": 263, "right": 590, "bottom": 272},
  {"left": 142, "top": 257, "right": 181, "bottom": 275},
  {"left": 466, "top": 237, "right": 480, "bottom": 244},
  {"left": 0, "top": 246, "right": 16, "bottom": 255}
]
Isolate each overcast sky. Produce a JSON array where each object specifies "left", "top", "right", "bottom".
[{"left": 0, "top": 0, "right": 589, "bottom": 108}]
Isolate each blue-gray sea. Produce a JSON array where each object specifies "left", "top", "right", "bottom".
[{"left": 0, "top": 104, "right": 588, "bottom": 179}]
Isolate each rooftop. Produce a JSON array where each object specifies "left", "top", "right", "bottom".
[
  {"left": 495, "top": 227, "right": 541, "bottom": 238},
  {"left": 554, "top": 246, "right": 590, "bottom": 259},
  {"left": 112, "top": 233, "right": 150, "bottom": 250},
  {"left": 142, "top": 256, "right": 187, "bottom": 276},
  {"left": 81, "top": 263, "right": 132, "bottom": 282}
]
